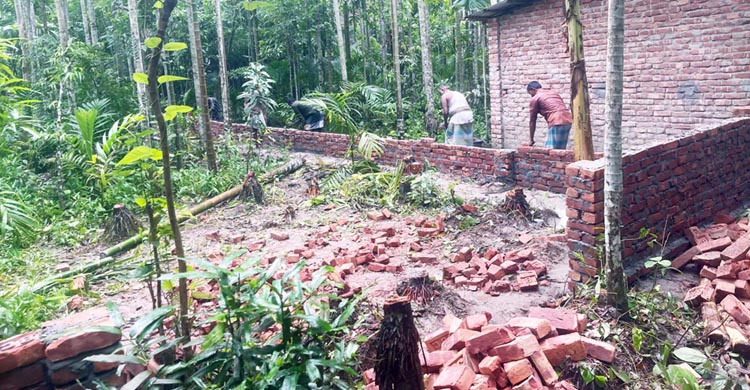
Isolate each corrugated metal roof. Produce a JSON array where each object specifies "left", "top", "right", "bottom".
[{"left": 466, "top": 0, "right": 536, "bottom": 21}]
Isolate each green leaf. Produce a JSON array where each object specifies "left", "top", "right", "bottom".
[
  {"left": 122, "top": 371, "right": 151, "bottom": 390},
  {"left": 632, "top": 327, "right": 643, "bottom": 353},
  {"left": 105, "top": 302, "right": 124, "bottom": 328},
  {"left": 153, "top": 0, "right": 163, "bottom": 8},
  {"left": 162, "top": 42, "right": 188, "bottom": 52},
  {"left": 163, "top": 111, "right": 177, "bottom": 121},
  {"left": 117, "top": 146, "right": 163, "bottom": 166},
  {"left": 132, "top": 73, "right": 148, "bottom": 84},
  {"left": 158, "top": 75, "right": 189, "bottom": 84},
  {"left": 666, "top": 365, "right": 701, "bottom": 390},
  {"left": 134, "top": 198, "right": 147, "bottom": 207},
  {"left": 243, "top": 1, "right": 271, "bottom": 11},
  {"left": 84, "top": 354, "right": 144, "bottom": 365},
  {"left": 165, "top": 105, "right": 193, "bottom": 114},
  {"left": 673, "top": 347, "right": 708, "bottom": 364},
  {"left": 129, "top": 306, "right": 174, "bottom": 341},
  {"left": 144, "top": 37, "right": 162, "bottom": 49},
  {"left": 191, "top": 290, "right": 215, "bottom": 301}
]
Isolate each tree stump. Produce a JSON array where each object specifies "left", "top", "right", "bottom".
[
  {"left": 501, "top": 188, "right": 531, "bottom": 219},
  {"left": 241, "top": 171, "right": 264, "bottom": 204},
  {"left": 102, "top": 204, "right": 140, "bottom": 243},
  {"left": 375, "top": 296, "right": 425, "bottom": 390}
]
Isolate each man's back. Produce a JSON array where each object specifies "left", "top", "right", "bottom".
[{"left": 529, "top": 90, "right": 572, "bottom": 127}]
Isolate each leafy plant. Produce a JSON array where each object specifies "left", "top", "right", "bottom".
[
  {"left": 89, "top": 251, "right": 365, "bottom": 389},
  {"left": 0, "top": 189, "right": 39, "bottom": 246}
]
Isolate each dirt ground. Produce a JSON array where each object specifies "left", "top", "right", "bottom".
[{"left": 86, "top": 151, "right": 572, "bottom": 337}]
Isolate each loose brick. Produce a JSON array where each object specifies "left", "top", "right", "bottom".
[
  {"left": 466, "top": 327, "right": 516, "bottom": 354},
  {"left": 503, "top": 359, "right": 534, "bottom": 385},
  {"left": 693, "top": 251, "right": 722, "bottom": 267},
  {"left": 367, "top": 211, "right": 386, "bottom": 221},
  {"left": 736, "top": 280, "right": 750, "bottom": 299},
  {"left": 489, "top": 334, "right": 540, "bottom": 361},
  {"left": 512, "top": 376, "right": 544, "bottom": 390},
  {"left": 501, "top": 261, "right": 520, "bottom": 274},
  {"left": 484, "top": 248, "right": 499, "bottom": 260},
  {"left": 721, "top": 295, "right": 750, "bottom": 324},
  {"left": 412, "top": 253, "right": 438, "bottom": 264},
  {"left": 697, "top": 237, "right": 733, "bottom": 253},
  {"left": 685, "top": 226, "right": 707, "bottom": 246},
  {"left": 523, "top": 260, "right": 547, "bottom": 276},
  {"left": 527, "top": 307, "right": 579, "bottom": 334},
  {"left": 540, "top": 333, "right": 587, "bottom": 367},
  {"left": 581, "top": 337, "right": 616, "bottom": 363},
  {"left": 443, "top": 314, "right": 463, "bottom": 332},
  {"left": 381, "top": 209, "right": 393, "bottom": 219},
  {"left": 433, "top": 364, "right": 475, "bottom": 390},
  {"left": 722, "top": 232, "right": 750, "bottom": 262},
  {"left": 714, "top": 279, "right": 736, "bottom": 301},
  {"left": 43, "top": 307, "right": 122, "bottom": 362},
  {"left": 422, "top": 350, "right": 457, "bottom": 373},
  {"left": 517, "top": 271, "right": 539, "bottom": 291},
  {"left": 700, "top": 266, "right": 718, "bottom": 280},
  {"left": 529, "top": 350, "right": 558, "bottom": 385},
  {"left": 424, "top": 328, "right": 450, "bottom": 352},
  {"left": 367, "top": 263, "right": 386, "bottom": 272},
  {"left": 270, "top": 231, "right": 289, "bottom": 241},
  {"left": 507, "top": 317, "right": 552, "bottom": 339},
  {"left": 683, "top": 284, "right": 716, "bottom": 306},
  {"left": 418, "top": 228, "right": 439, "bottom": 237},
  {"left": 472, "top": 374, "right": 496, "bottom": 389},
  {"left": 0, "top": 331, "right": 44, "bottom": 374},
  {"left": 717, "top": 261, "right": 739, "bottom": 279},
  {"left": 0, "top": 362, "right": 45, "bottom": 390},
  {"left": 410, "top": 242, "right": 423, "bottom": 252},
  {"left": 671, "top": 246, "right": 701, "bottom": 269},
  {"left": 465, "top": 313, "right": 490, "bottom": 330},
  {"left": 442, "top": 329, "right": 480, "bottom": 351},
  {"left": 478, "top": 355, "right": 503, "bottom": 376},
  {"left": 286, "top": 253, "right": 301, "bottom": 263}
]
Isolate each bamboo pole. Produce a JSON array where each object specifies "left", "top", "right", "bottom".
[{"left": 31, "top": 158, "right": 305, "bottom": 293}]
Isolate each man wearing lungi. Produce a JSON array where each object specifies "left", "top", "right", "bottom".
[
  {"left": 439, "top": 85, "right": 474, "bottom": 147},
  {"left": 289, "top": 98, "right": 325, "bottom": 131},
  {"left": 526, "top": 81, "right": 573, "bottom": 149}
]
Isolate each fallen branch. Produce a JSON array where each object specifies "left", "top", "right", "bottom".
[{"left": 32, "top": 158, "right": 306, "bottom": 293}]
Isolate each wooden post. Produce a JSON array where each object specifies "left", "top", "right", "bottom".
[
  {"left": 564, "top": 0, "right": 595, "bottom": 161},
  {"left": 375, "top": 296, "right": 424, "bottom": 390}
]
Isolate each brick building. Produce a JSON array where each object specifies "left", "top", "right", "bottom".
[{"left": 470, "top": 0, "right": 750, "bottom": 151}]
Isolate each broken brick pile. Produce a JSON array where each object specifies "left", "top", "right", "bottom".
[
  {"left": 0, "top": 306, "right": 126, "bottom": 390},
  {"left": 363, "top": 307, "right": 615, "bottom": 390},
  {"left": 678, "top": 214, "right": 750, "bottom": 356},
  {"left": 442, "top": 241, "right": 562, "bottom": 296}
]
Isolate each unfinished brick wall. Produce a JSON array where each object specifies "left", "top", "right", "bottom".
[
  {"left": 566, "top": 118, "right": 750, "bottom": 286},
  {"left": 515, "top": 147, "right": 577, "bottom": 193},
  {"left": 486, "top": 0, "right": 750, "bottom": 152}
]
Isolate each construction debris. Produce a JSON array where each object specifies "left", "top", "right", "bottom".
[
  {"left": 501, "top": 188, "right": 532, "bottom": 219},
  {"left": 678, "top": 215, "right": 750, "bottom": 356},
  {"left": 364, "top": 308, "right": 615, "bottom": 389}
]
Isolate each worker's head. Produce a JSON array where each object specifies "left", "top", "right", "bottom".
[
  {"left": 438, "top": 84, "right": 451, "bottom": 94},
  {"left": 287, "top": 97, "right": 296, "bottom": 105},
  {"left": 527, "top": 81, "right": 542, "bottom": 97}
]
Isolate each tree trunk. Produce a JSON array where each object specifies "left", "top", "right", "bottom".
[
  {"left": 332, "top": 0, "right": 348, "bottom": 82},
  {"left": 80, "top": 0, "right": 91, "bottom": 44},
  {"left": 377, "top": 0, "right": 388, "bottom": 88},
  {"left": 87, "top": 0, "right": 98, "bottom": 44},
  {"left": 13, "top": 0, "right": 34, "bottom": 80},
  {"left": 127, "top": 0, "right": 150, "bottom": 124},
  {"left": 390, "top": 0, "right": 403, "bottom": 138},
  {"left": 416, "top": 0, "right": 436, "bottom": 136},
  {"left": 454, "top": 9, "right": 463, "bottom": 91},
  {"left": 360, "top": 0, "right": 371, "bottom": 83},
  {"left": 54, "top": 0, "right": 69, "bottom": 49},
  {"left": 565, "top": 0, "right": 595, "bottom": 161},
  {"left": 604, "top": 0, "right": 628, "bottom": 312},
  {"left": 144, "top": 0, "right": 191, "bottom": 351},
  {"left": 214, "top": 0, "right": 231, "bottom": 130},
  {"left": 186, "top": 0, "right": 218, "bottom": 171},
  {"left": 472, "top": 23, "right": 480, "bottom": 102},
  {"left": 40, "top": 0, "right": 49, "bottom": 34},
  {"left": 375, "top": 296, "right": 424, "bottom": 390},
  {"left": 315, "top": 27, "right": 326, "bottom": 88},
  {"left": 343, "top": 0, "right": 351, "bottom": 64}
]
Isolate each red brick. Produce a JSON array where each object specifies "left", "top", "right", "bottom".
[
  {"left": 465, "top": 313, "right": 490, "bottom": 331},
  {"left": 484, "top": 248, "right": 499, "bottom": 260},
  {"left": 716, "top": 261, "right": 739, "bottom": 279},
  {"left": 529, "top": 350, "right": 558, "bottom": 386},
  {"left": 736, "top": 280, "right": 750, "bottom": 299},
  {"left": 697, "top": 237, "right": 732, "bottom": 253},
  {"left": 367, "top": 211, "right": 386, "bottom": 221},
  {"left": 722, "top": 232, "right": 750, "bottom": 261},
  {"left": 410, "top": 242, "right": 423, "bottom": 252},
  {"left": 706, "top": 224, "right": 729, "bottom": 239},
  {"left": 487, "top": 265, "right": 505, "bottom": 280},
  {"left": 489, "top": 334, "right": 540, "bottom": 362},
  {"left": 43, "top": 307, "right": 122, "bottom": 362},
  {"left": 714, "top": 278, "right": 736, "bottom": 301},
  {"left": 693, "top": 251, "right": 722, "bottom": 267},
  {"left": 581, "top": 337, "right": 616, "bottom": 363},
  {"left": 421, "top": 350, "right": 457, "bottom": 373},
  {"left": 456, "top": 247, "right": 473, "bottom": 262},
  {"left": 433, "top": 364, "right": 475, "bottom": 390},
  {"left": 503, "top": 359, "right": 533, "bottom": 385},
  {"left": 381, "top": 209, "right": 393, "bottom": 219},
  {"left": 517, "top": 271, "right": 539, "bottom": 291},
  {"left": 522, "top": 260, "right": 547, "bottom": 276},
  {"left": 714, "top": 213, "right": 736, "bottom": 224},
  {"left": 367, "top": 263, "right": 385, "bottom": 272},
  {"left": 684, "top": 226, "right": 706, "bottom": 246},
  {"left": 700, "top": 266, "right": 717, "bottom": 280},
  {"left": 270, "top": 231, "right": 289, "bottom": 241},
  {"left": 539, "top": 333, "right": 587, "bottom": 367},
  {"left": 478, "top": 355, "right": 503, "bottom": 376},
  {"left": 472, "top": 374, "right": 496, "bottom": 389},
  {"left": 671, "top": 246, "right": 700, "bottom": 269},
  {"left": 527, "top": 307, "right": 578, "bottom": 334},
  {"left": 683, "top": 284, "right": 715, "bottom": 306},
  {"left": 0, "top": 362, "right": 45, "bottom": 390},
  {"left": 501, "top": 261, "right": 520, "bottom": 274},
  {"left": 0, "top": 331, "right": 44, "bottom": 374},
  {"left": 466, "top": 327, "right": 516, "bottom": 354},
  {"left": 443, "top": 314, "right": 464, "bottom": 332},
  {"left": 721, "top": 295, "right": 750, "bottom": 324},
  {"left": 462, "top": 204, "right": 478, "bottom": 213},
  {"left": 442, "top": 329, "right": 480, "bottom": 351},
  {"left": 418, "top": 228, "right": 439, "bottom": 237},
  {"left": 507, "top": 317, "right": 552, "bottom": 339},
  {"left": 412, "top": 253, "right": 438, "bottom": 264},
  {"left": 286, "top": 253, "right": 301, "bottom": 263},
  {"left": 424, "top": 328, "right": 450, "bottom": 352}
]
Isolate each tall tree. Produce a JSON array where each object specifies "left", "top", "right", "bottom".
[
  {"left": 80, "top": 0, "right": 91, "bottom": 44},
  {"left": 54, "top": 0, "right": 70, "bottom": 49},
  {"left": 186, "top": 0, "right": 218, "bottom": 172},
  {"left": 416, "top": 0, "right": 437, "bottom": 136},
  {"left": 86, "top": 0, "right": 98, "bottom": 45},
  {"left": 454, "top": 8, "right": 463, "bottom": 90},
  {"left": 332, "top": 0, "right": 348, "bottom": 81},
  {"left": 127, "top": 0, "right": 149, "bottom": 123},
  {"left": 143, "top": 0, "right": 191, "bottom": 348},
  {"left": 377, "top": 0, "right": 388, "bottom": 87},
  {"left": 13, "top": 0, "right": 36, "bottom": 81},
  {"left": 604, "top": 0, "right": 628, "bottom": 312},
  {"left": 390, "top": 0, "right": 403, "bottom": 138},
  {"left": 564, "top": 0, "right": 595, "bottom": 161},
  {"left": 214, "top": 0, "right": 231, "bottom": 129}
]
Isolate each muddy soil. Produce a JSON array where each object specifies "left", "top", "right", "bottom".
[{"left": 85, "top": 151, "right": 571, "bottom": 336}]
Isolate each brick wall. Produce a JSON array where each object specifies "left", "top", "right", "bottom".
[
  {"left": 486, "top": 0, "right": 750, "bottom": 152},
  {"left": 566, "top": 118, "right": 750, "bottom": 286}
]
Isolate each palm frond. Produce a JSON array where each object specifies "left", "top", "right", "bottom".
[
  {"left": 0, "top": 190, "right": 38, "bottom": 244},
  {"left": 321, "top": 165, "right": 353, "bottom": 193},
  {"left": 357, "top": 131, "right": 384, "bottom": 161},
  {"left": 73, "top": 107, "right": 98, "bottom": 157}
]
